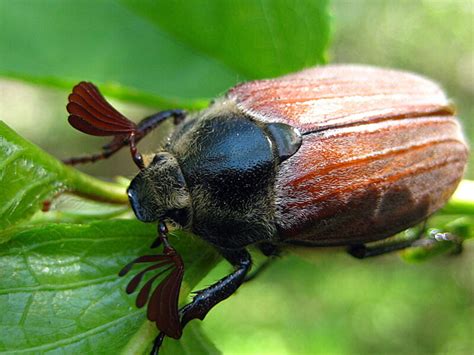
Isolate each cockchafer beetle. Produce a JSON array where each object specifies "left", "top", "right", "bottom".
[{"left": 63, "top": 64, "right": 468, "bottom": 353}]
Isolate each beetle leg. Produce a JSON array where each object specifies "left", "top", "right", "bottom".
[
  {"left": 151, "top": 248, "right": 252, "bottom": 354},
  {"left": 348, "top": 230, "right": 462, "bottom": 259},
  {"left": 348, "top": 240, "right": 415, "bottom": 258},
  {"left": 181, "top": 248, "right": 251, "bottom": 326},
  {"left": 244, "top": 242, "right": 280, "bottom": 282},
  {"left": 63, "top": 109, "right": 186, "bottom": 166},
  {"left": 257, "top": 242, "right": 280, "bottom": 257},
  {"left": 135, "top": 109, "right": 186, "bottom": 137},
  {"left": 151, "top": 333, "right": 166, "bottom": 355},
  {"left": 62, "top": 138, "right": 124, "bottom": 165}
]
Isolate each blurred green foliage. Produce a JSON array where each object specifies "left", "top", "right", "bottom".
[
  {"left": 0, "top": 0, "right": 472, "bottom": 354},
  {"left": 331, "top": 0, "right": 474, "bottom": 177},
  {"left": 0, "top": 0, "right": 329, "bottom": 105}
]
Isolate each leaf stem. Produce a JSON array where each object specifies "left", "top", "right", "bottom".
[{"left": 64, "top": 166, "right": 128, "bottom": 204}]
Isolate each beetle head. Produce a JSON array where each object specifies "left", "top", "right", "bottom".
[{"left": 127, "top": 152, "right": 191, "bottom": 226}]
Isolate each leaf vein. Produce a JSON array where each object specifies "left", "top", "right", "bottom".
[
  {"left": 0, "top": 275, "right": 118, "bottom": 295},
  {"left": 0, "top": 235, "right": 147, "bottom": 257},
  {"left": 0, "top": 149, "right": 24, "bottom": 173},
  {"left": 5, "top": 310, "right": 142, "bottom": 353}
]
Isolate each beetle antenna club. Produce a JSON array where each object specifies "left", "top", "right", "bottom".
[
  {"left": 119, "top": 221, "right": 185, "bottom": 340},
  {"left": 64, "top": 81, "right": 186, "bottom": 169}
]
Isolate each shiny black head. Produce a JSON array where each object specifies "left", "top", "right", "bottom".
[{"left": 127, "top": 152, "right": 191, "bottom": 226}]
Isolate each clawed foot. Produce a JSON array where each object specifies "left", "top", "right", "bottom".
[{"left": 413, "top": 230, "right": 463, "bottom": 254}]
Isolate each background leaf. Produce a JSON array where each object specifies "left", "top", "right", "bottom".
[
  {"left": 0, "top": 0, "right": 330, "bottom": 108},
  {"left": 0, "top": 220, "right": 220, "bottom": 353},
  {"left": 122, "top": 0, "right": 330, "bottom": 79}
]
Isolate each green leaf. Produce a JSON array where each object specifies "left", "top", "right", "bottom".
[
  {"left": 0, "top": 0, "right": 330, "bottom": 108},
  {"left": 122, "top": 0, "right": 331, "bottom": 79},
  {"left": 0, "top": 121, "right": 128, "bottom": 241},
  {"left": 0, "top": 220, "right": 221, "bottom": 354}
]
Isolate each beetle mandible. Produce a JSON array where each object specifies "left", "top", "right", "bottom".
[{"left": 63, "top": 64, "right": 468, "bottom": 353}]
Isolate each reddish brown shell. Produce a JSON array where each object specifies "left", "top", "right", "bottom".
[{"left": 229, "top": 65, "right": 468, "bottom": 245}]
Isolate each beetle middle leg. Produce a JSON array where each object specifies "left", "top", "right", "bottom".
[
  {"left": 348, "top": 230, "right": 463, "bottom": 259},
  {"left": 151, "top": 248, "right": 252, "bottom": 354}
]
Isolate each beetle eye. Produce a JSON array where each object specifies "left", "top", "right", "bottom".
[
  {"left": 165, "top": 208, "right": 190, "bottom": 226},
  {"left": 151, "top": 154, "right": 166, "bottom": 165}
]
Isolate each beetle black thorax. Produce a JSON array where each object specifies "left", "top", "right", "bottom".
[{"left": 167, "top": 108, "right": 295, "bottom": 249}]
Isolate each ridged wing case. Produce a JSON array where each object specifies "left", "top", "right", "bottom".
[{"left": 229, "top": 65, "right": 468, "bottom": 246}]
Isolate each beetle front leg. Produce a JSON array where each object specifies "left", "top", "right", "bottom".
[
  {"left": 62, "top": 139, "right": 124, "bottom": 165},
  {"left": 181, "top": 248, "right": 251, "bottom": 326},
  {"left": 151, "top": 248, "right": 252, "bottom": 354}
]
